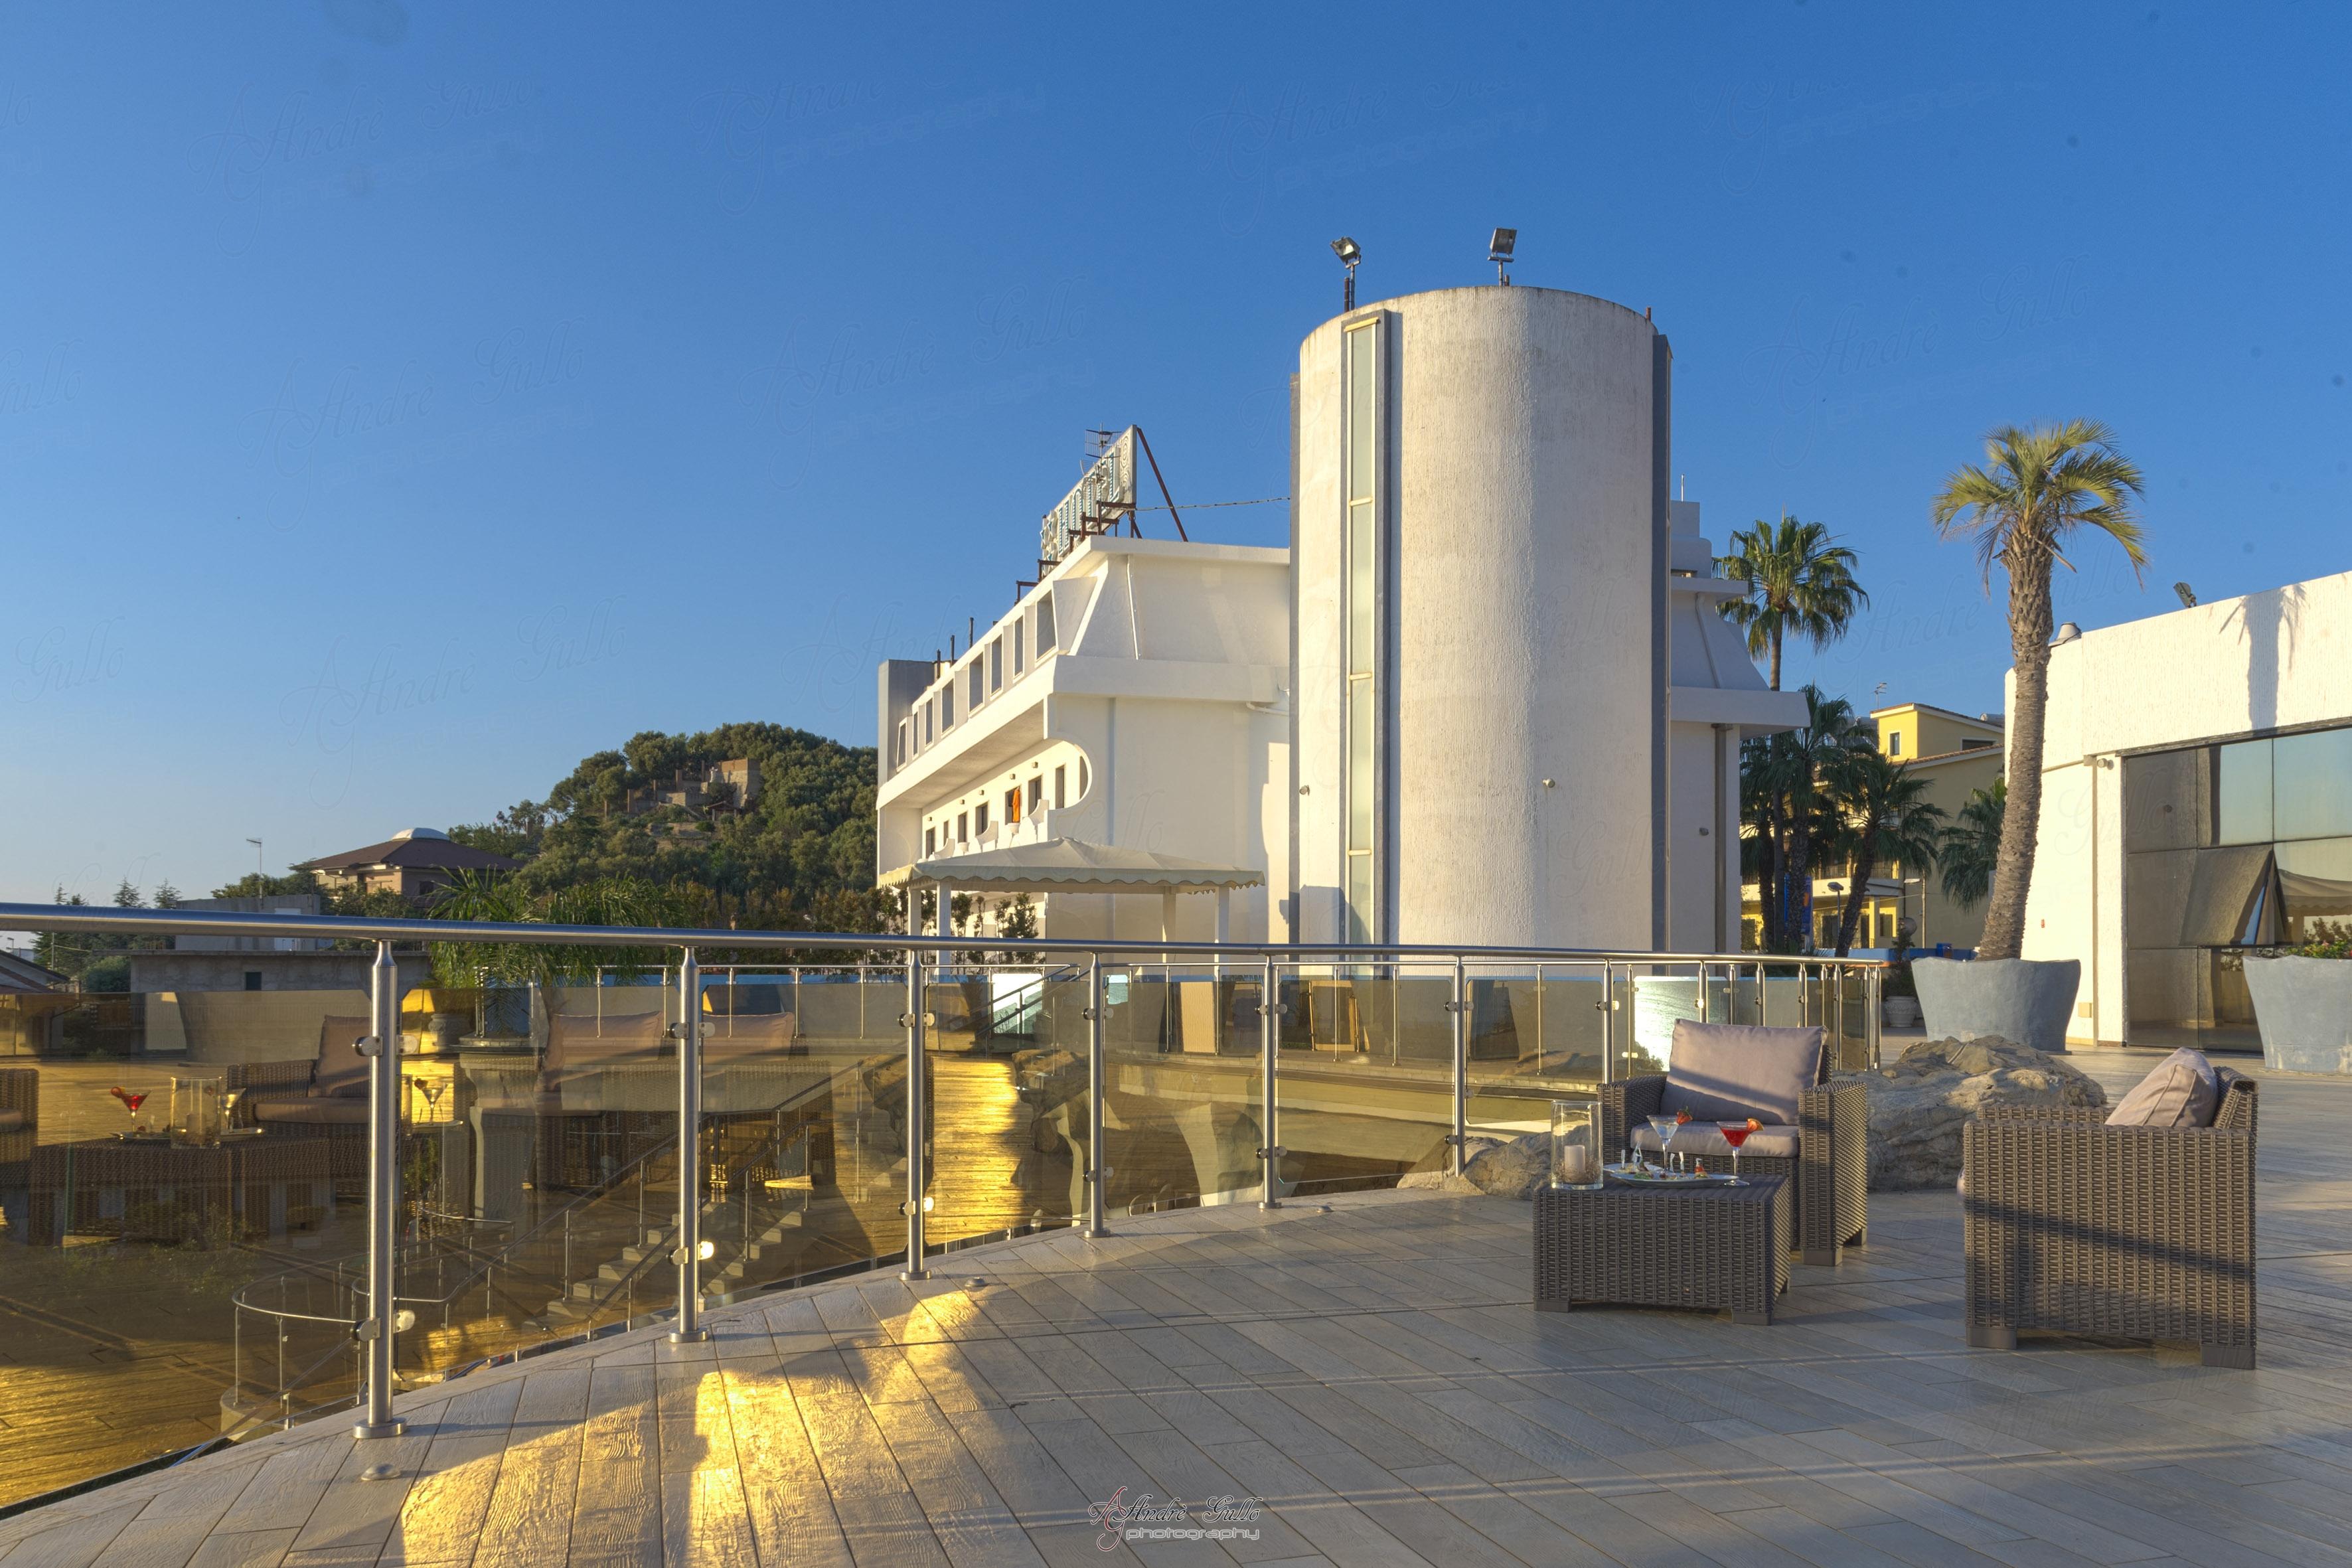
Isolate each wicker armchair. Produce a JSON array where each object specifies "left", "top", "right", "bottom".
[
  {"left": 1603, "top": 1046, "right": 1867, "bottom": 1267},
  {"left": 1962, "top": 1073, "right": 2256, "bottom": 1368},
  {"left": 0, "top": 1067, "right": 37, "bottom": 1166}
]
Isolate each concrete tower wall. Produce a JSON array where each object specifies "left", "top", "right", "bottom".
[{"left": 1293, "top": 286, "right": 1662, "bottom": 949}]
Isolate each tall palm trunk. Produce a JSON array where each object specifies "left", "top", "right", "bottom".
[
  {"left": 1768, "top": 624, "right": 1783, "bottom": 690},
  {"left": 1788, "top": 805, "right": 1816, "bottom": 953},
  {"left": 1978, "top": 547, "right": 2055, "bottom": 960},
  {"left": 1835, "top": 839, "right": 1877, "bottom": 956},
  {"left": 1759, "top": 792, "right": 1785, "bottom": 951}
]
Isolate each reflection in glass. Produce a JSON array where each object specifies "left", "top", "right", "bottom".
[
  {"left": 2215, "top": 738, "right": 2273, "bottom": 845},
  {"left": 2274, "top": 727, "right": 2352, "bottom": 842}
]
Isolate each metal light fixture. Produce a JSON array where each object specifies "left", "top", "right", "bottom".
[
  {"left": 2174, "top": 582, "right": 2198, "bottom": 608},
  {"left": 1330, "top": 236, "right": 1360, "bottom": 311},
  {"left": 1489, "top": 227, "right": 1516, "bottom": 285}
]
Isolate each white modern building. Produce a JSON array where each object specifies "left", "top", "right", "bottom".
[
  {"left": 2023, "top": 569, "right": 2352, "bottom": 1049},
  {"left": 877, "top": 285, "right": 1806, "bottom": 952}
]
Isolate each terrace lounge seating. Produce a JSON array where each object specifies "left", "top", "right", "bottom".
[
  {"left": 1963, "top": 1060, "right": 2258, "bottom": 1368},
  {"left": 238, "top": 1015, "right": 373, "bottom": 1188},
  {"left": 1603, "top": 1020, "right": 1866, "bottom": 1266}
]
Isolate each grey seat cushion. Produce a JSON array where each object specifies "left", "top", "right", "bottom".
[
  {"left": 1661, "top": 1021, "right": 1824, "bottom": 1127},
  {"left": 2106, "top": 1048, "right": 2221, "bottom": 1128},
  {"left": 1632, "top": 1123, "right": 1799, "bottom": 1160}
]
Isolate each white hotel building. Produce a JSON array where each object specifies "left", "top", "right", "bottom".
[{"left": 876, "top": 284, "right": 1806, "bottom": 953}]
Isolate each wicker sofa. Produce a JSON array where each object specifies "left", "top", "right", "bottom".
[
  {"left": 231, "top": 1014, "right": 374, "bottom": 1190},
  {"left": 1962, "top": 1071, "right": 2257, "bottom": 1368},
  {"left": 1602, "top": 1022, "right": 1867, "bottom": 1267}
]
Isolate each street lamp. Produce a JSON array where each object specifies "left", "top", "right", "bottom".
[
  {"left": 1330, "top": 236, "right": 1360, "bottom": 311},
  {"left": 244, "top": 837, "right": 264, "bottom": 890}
]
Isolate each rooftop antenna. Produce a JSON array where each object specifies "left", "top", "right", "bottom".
[
  {"left": 1330, "top": 236, "right": 1360, "bottom": 311},
  {"left": 2173, "top": 582, "right": 2198, "bottom": 608},
  {"left": 1679, "top": 473, "right": 1686, "bottom": 501},
  {"left": 1488, "top": 227, "right": 1516, "bottom": 285}
]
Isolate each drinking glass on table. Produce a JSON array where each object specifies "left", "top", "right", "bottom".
[
  {"left": 1717, "top": 1122, "right": 1753, "bottom": 1184},
  {"left": 1646, "top": 1115, "right": 1681, "bottom": 1172}
]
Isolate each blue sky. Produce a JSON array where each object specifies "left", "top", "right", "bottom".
[{"left": 3, "top": 3, "right": 2347, "bottom": 908}]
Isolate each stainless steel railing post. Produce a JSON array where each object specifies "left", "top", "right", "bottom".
[
  {"left": 901, "top": 949, "right": 929, "bottom": 1279},
  {"left": 1866, "top": 963, "right": 1883, "bottom": 1068},
  {"left": 1449, "top": 958, "right": 1468, "bottom": 1177},
  {"left": 1259, "top": 957, "right": 1283, "bottom": 1210},
  {"left": 353, "top": 940, "right": 405, "bottom": 1441},
  {"left": 1083, "top": 955, "right": 1111, "bottom": 1237},
  {"left": 1599, "top": 961, "right": 1614, "bottom": 1086},
  {"left": 670, "top": 947, "right": 710, "bottom": 1343}
]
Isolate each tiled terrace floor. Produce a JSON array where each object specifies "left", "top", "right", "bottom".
[{"left": 4, "top": 1058, "right": 2351, "bottom": 1568}]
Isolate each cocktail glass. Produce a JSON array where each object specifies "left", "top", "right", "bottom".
[
  {"left": 110, "top": 1085, "right": 149, "bottom": 1133},
  {"left": 1646, "top": 1115, "right": 1680, "bottom": 1173},
  {"left": 1717, "top": 1122, "right": 1752, "bottom": 1184}
]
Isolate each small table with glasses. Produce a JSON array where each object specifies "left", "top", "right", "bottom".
[
  {"left": 1533, "top": 1173, "right": 1790, "bottom": 1324},
  {"left": 19, "top": 1134, "right": 334, "bottom": 1245}
]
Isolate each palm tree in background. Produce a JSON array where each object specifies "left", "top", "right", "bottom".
[
  {"left": 1742, "top": 686, "right": 1873, "bottom": 951},
  {"left": 1932, "top": 422, "right": 2145, "bottom": 959},
  {"left": 1938, "top": 779, "right": 2007, "bottom": 912},
  {"left": 1718, "top": 514, "right": 1871, "bottom": 689},
  {"left": 1824, "top": 751, "right": 1946, "bottom": 956}
]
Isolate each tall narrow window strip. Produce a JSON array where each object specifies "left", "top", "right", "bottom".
[
  {"left": 1341, "top": 317, "right": 1381, "bottom": 943},
  {"left": 1036, "top": 597, "right": 1056, "bottom": 653},
  {"left": 1014, "top": 620, "right": 1025, "bottom": 671},
  {"left": 989, "top": 639, "right": 1002, "bottom": 692}
]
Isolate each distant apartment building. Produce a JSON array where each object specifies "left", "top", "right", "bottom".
[
  {"left": 1741, "top": 701, "right": 2002, "bottom": 954},
  {"left": 296, "top": 827, "right": 520, "bottom": 902}
]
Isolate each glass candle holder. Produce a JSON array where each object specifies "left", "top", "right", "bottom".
[
  {"left": 1549, "top": 1096, "right": 1605, "bottom": 1190},
  {"left": 170, "top": 1075, "right": 227, "bottom": 1146}
]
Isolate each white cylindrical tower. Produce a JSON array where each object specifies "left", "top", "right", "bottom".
[{"left": 1291, "top": 285, "right": 1668, "bottom": 950}]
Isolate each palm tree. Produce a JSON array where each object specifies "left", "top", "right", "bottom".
[
  {"left": 1938, "top": 779, "right": 2006, "bottom": 911},
  {"left": 1932, "top": 422, "right": 2145, "bottom": 959},
  {"left": 1717, "top": 514, "right": 1871, "bottom": 689},
  {"left": 1823, "top": 751, "right": 1946, "bottom": 956}
]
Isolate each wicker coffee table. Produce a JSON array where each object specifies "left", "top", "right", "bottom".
[{"left": 1534, "top": 1174, "right": 1790, "bottom": 1324}]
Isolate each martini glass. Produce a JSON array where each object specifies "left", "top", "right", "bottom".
[
  {"left": 1717, "top": 1123, "right": 1752, "bottom": 1184},
  {"left": 1646, "top": 1115, "right": 1680, "bottom": 1174},
  {"left": 110, "top": 1086, "right": 149, "bottom": 1133}
]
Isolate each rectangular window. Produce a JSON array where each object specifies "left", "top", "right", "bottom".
[
  {"left": 1054, "top": 765, "right": 1066, "bottom": 809},
  {"left": 968, "top": 663, "right": 982, "bottom": 707},
  {"left": 1342, "top": 315, "right": 1382, "bottom": 943},
  {"left": 957, "top": 811, "right": 969, "bottom": 844},
  {"left": 1013, "top": 619, "right": 1024, "bottom": 672},
  {"left": 1887, "top": 732, "right": 1903, "bottom": 757},
  {"left": 1078, "top": 757, "right": 1089, "bottom": 797},
  {"left": 2217, "top": 738, "right": 2273, "bottom": 846},
  {"left": 1028, "top": 776, "right": 1044, "bottom": 813},
  {"left": 1036, "top": 596, "right": 1057, "bottom": 653},
  {"left": 974, "top": 801, "right": 990, "bottom": 834},
  {"left": 2274, "top": 726, "right": 2352, "bottom": 842},
  {"left": 925, "top": 826, "right": 937, "bottom": 856},
  {"left": 924, "top": 702, "right": 934, "bottom": 744},
  {"left": 244, "top": 971, "right": 263, "bottom": 991},
  {"left": 1005, "top": 787, "right": 1021, "bottom": 825},
  {"left": 942, "top": 684, "right": 955, "bottom": 729},
  {"left": 989, "top": 639, "right": 1002, "bottom": 692},
  {"left": 895, "top": 722, "right": 907, "bottom": 766}
]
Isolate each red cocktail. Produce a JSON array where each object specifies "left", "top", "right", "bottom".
[{"left": 1717, "top": 1123, "right": 1753, "bottom": 1183}]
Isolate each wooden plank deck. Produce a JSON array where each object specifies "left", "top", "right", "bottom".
[{"left": 4, "top": 1057, "right": 2349, "bottom": 1568}]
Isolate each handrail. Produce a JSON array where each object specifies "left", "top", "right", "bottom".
[{"left": 0, "top": 902, "right": 1887, "bottom": 967}]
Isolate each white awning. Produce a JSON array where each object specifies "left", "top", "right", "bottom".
[{"left": 878, "top": 837, "right": 1262, "bottom": 894}]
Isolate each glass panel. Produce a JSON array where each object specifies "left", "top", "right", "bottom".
[
  {"left": 2126, "top": 947, "right": 2209, "bottom": 1050},
  {"left": 2123, "top": 747, "right": 2207, "bottom": 852},
  {"left": 1467, "top": 965, "right": 1603, "bottom": 1139},
  {"left": 1279, "top": 965, "right": 1454, "bottom": 1198},
  {"left": 2124, "top": 848, "right": 2199, "bottom": 949},
  {"left": 1344, "top": 852, "right": 1373, "bottom": 944},
  {"left": 1097, "top": 963, "right": 1265, "bottom": 1217},
  {"left": 1347, "top": 502, "right": 1375, "bottom": 675},
  {"left": 1347, "top": 676, "right": 1374, "bottom": 852},
  {"left": 1346, "top": 323, "right": 1376, "bottom": 502},
  {"left": 2278, "top": 836, "right": 2352, "bottom": 939},
  {"left": 2274, "top": 726, "right": 2352, "bottom": 842},
  {"left": 910, "top": 961, "right": 1071, "bottom": 1251},
  {"left": 2216, "top": 738, "right": 2274, "bottom": 845}
]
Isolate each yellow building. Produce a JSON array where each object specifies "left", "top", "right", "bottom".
[{"left": 1740, "top": 701, "right": 2003, "bottom": 953}]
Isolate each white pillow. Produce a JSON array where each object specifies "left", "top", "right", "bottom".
[{"left": 2105, "top": 1048, "right": 2221, "bottom": 1128}]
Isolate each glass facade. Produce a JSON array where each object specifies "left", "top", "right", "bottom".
[
  {"left": 1342, "top": 317, "right": 1381, "bottom": 944},
  {"left": 2124, "top": 722, "right": 2352, "bottom": 1050}
]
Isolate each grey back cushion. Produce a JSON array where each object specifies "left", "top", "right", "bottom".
[
  {"left": 1661, "top": 1021, "right": 1823, "bottom": 1127},
  {"left": 2106, "top": 1048, "right": 2221, "bottom": 1128},
  {"left": 311, "top": 1015, "right": 371, "bottom": 1099}
]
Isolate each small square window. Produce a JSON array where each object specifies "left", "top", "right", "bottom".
[{"left": 244, "top": 971, "right": 263, "bottom": 992}]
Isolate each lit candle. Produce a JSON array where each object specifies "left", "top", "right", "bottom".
[{"left": 1561, "top": 1144, "right": 1595, "bottom": 1184}]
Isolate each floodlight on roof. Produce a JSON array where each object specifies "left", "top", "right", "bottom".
[
  {"left": 1330, "top": 236, "right": 1361, "bottom": 311},
  {"left": 1489, "top": 226, "right": 1517, "bottom": 285}
]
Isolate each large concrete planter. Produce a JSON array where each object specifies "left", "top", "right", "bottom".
[
  {"left": 2242, "top": 957, "right": 2352, "bottom": 1075},
  {"left": 1911, "top": 957, "right": 2080, "bottom": 1053}
]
